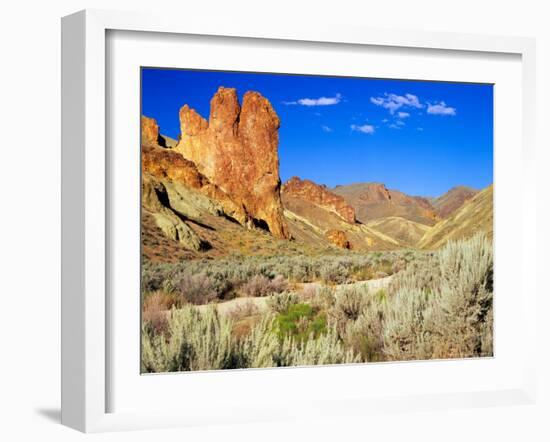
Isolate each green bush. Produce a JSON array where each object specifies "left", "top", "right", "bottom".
[{"left": 275, "top": 303, "right": 327, "bottom": 341}]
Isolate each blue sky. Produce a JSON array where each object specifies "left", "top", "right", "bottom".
[{"left": 142, "top": 68, "right": 493, "bottom": 197}]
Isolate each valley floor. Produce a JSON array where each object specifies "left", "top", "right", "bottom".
[
  {"left": 141, "top": 234, "right": 493, "bottom": 373},
  {"left": 195, "top": 275, "right": 394, "bottom": 316}
]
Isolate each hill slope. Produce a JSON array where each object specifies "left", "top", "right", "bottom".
[
  {"left": 431, "top": 186, "right": 478, "bottom": 219},
  {"left": 417, "top": 185, "right": 493, "bottom": 249},
  {"left": 282, "top": 194, "right": 402, "bottom": 250},
  {"left": 332, "top": 182, "right": 439, "bottom": 226},
  {"left": 366, "top": 216, "right": 431, "bottom": 247}
]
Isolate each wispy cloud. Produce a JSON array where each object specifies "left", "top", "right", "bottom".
[
  {"left": 321, "top": 125, "right": 333, "bottom": 133},
  {"left": 389, "top": 120, "right": 407, "bottom": 129},
  {"left": 427, "top": 101, "right": 457, "bottom": 116},
  {"left": 370, "top": 93, "right": 423, "bottom": 114},
  {"left": 351, "top": 124, "right": 375, "bottom": 134},
  {"left": 284, "top": 93, "right": 342, "bottom": 106},
  {"left": 371, "top": 93, "right": 457, "bottom": 119}
]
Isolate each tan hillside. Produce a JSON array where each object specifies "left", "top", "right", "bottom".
[
  {"left": 431, "top": 185, "right": 478, "bottom": 219},
  {"left": 282, "top": 193, "right": 402, "bottom": 250},
  {"left": 332, "top": 182, "right": 439, "bottom": 226},
  {"left": 417, "top": 184, "right": 493, "bottom": 249},
  {"left": 366, "top": 216, "right": 431, "bottom": 247}
]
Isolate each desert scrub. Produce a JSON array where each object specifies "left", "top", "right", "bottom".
[
  {"left": 142, "top": 235, "right": 493, "bottom": 368},
  {"left": 142, "top": 291, "right": 182, "bottom": 334},
  {"left": 325, "top": 285, "right": 386, "bottom": 362},
  {"left": 266, "top": 292, "right": 299, "bottom": 313},
  {"left": 238, "top": 316, "right": 358, "bottom": 367},
  {"left": 175, "top": 272, "right": 219, "bottom": 305},
  {"left": 277, "top": 328, "right": 359, "bottom": 366},
  {"left": 141, "top": 306, "right": 234, "bottom": 372},
  {"left": 240, "top": 274, "right": 288, "bottom": 297},
  {"left": 382, "top": 234, "right": 493, "bottom": 360},
  {"left": 141, "top": 249, "right": 418, "bottom": 297},
  {"left": 142, "top": 305, "right": 358, "bottom": 372}
]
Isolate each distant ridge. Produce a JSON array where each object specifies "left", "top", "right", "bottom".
[
  {"left": 431, "top": 185, "right": 478, "bottom": 219},
  {"left": 332, "top": 182, "right": 439, "bottom": 226}
]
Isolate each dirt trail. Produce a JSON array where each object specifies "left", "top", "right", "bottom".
[{"left": 197, "top": 275, "right": 393, "bottom": 316}]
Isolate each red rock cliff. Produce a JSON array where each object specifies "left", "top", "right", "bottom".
[{"left": 175, "top": 87, "right": 289, "bottom": 239}]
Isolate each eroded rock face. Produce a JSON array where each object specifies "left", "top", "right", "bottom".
[
  {"left": 142, "top": 176, "right": 205, "bottom": 251},
  {"left": 175, "top": 87, "right": 289, "bottom": 239},
  {"left": 282, "top": 177, "right": 356, "bottom": 224},
  {"left": 325, "top": 229, "right": 351, "bottom": 249},
  {"left": 142, "top": 143, "right": 247, "bottom": 225},
  {"left": 141, "top": 116, "right": 160, "bottom": 146}
]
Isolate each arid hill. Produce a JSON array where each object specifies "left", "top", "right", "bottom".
[
  {"left": 282, "top": 184, "right": 403, "bottom": 251},
  {"left": 417, "top": 184, "right": 493, "bottom": 249},
  {"left": 280, "top": 176, "right": 408, "bottom": 250},
  {"left": 282, "top": 176, "right": 356, "bottom": 223},
  {"left": 366, "top": 216, "right": 431, "bottom": 247},
  {"left": 431, "top": 185, "right": 478, "bottom": 219},
  {"left": 332, "top": 182, "right": 439, "bottom": 226}
]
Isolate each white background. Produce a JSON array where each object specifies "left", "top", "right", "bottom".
[{"left": 0, "top": 0, "right": 548, "bottom": 441}]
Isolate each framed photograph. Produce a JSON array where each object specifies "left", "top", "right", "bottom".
[{"left": 61, "top": 9, "right": 538, "bottom": 432}]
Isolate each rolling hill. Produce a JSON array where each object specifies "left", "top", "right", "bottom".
[{"left": 417, "top": 184, "right": 493, "bottom": 249}]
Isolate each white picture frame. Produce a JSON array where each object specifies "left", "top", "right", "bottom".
[{"left": 61, "top": 9, "right": 538, "bottom": 433}]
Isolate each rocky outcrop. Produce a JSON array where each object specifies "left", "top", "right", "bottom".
[
  {"left": 141, "top": 116, "right": 161, "bottom": 146},
  {"left": 282, "top": 177, "right": 356, "bottom": 224},
  {"left": 142, "top": 176, "right": 205, "bottom": 251},
  {"left": 142, "top": 143, "right": 247, "bottom": 225},
  {"left": 325, "top": 229, "right": 351, "bottom": 249},
  {"left": 175, "top": 87, "right": 289, "bottom": 239}
]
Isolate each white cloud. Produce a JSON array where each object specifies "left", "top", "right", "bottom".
[
  {"left": 284, "top": 93, "right": 342, "bottom": 106},
  {"left": 370, "top": 93, "right": 423, "bottom": 114},
  {"left": 321, "top": 125, "right": 333, "bottom": 133},
  {"left": 397, "top": 111, "right": 410, "bottom": 118},
  {"left": 351, "top": 124, "right": 375, "bottom": 134},
  {"left": 417, "top": 127, "right": 424, "bottom": 131},
  {"left": 427, "top": 101, "right": 456, "bottom": 116}
]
